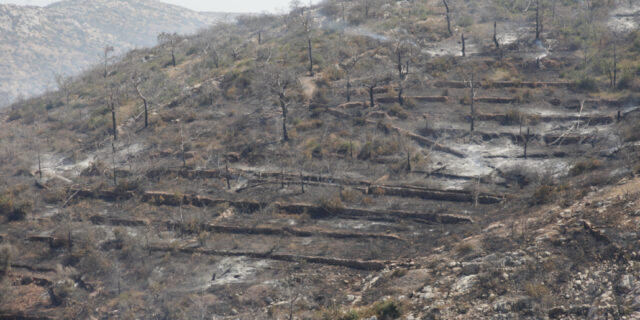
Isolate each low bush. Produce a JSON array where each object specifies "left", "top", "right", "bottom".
[
  {"left": 455, "top": 242, "right": 475, "bottom": 256},
  {"left": 0, "top": 244, "right": 13, "bottom": 280},
  {"left": 0, "top": 194, "right": 31, "bottom": 221},
  {"left": 502, "top": 109, "right": 523, "bottom": 125},
  {"left": 577, "top": 77, "right": 598, "bottom": 92},
  {"left": 318, "top": 196, "right": 344, "bottom": 212},
  {"left": 525, "top": 282, "right": 551, "bottom": 303},
  {"left": 388, "top": 104, "right": 409, "bottom": 119},
  {"left": 340, "top": 188, "right": 362, "bottom": 203},
  {"left": 373, "top": 300, "right": 403, "bottom": 319},
  {"left": 569, "top": 159, "right": 602, "bottom": 176}
]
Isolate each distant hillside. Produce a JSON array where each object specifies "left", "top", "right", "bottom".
[{"left": 0, "top": 0, "right": 235, "bottom": 107}]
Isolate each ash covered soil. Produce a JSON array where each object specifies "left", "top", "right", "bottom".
[{"left": 2, "top": 0, "right": 640, "bottom": 319}]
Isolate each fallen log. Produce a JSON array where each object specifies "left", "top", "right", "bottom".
[
  {"left": 165, "top": 221, "right": 405, "bottom": 241},
  {"left": 139, "top": 191, "right": 473, "bottom": 224},
  {"left": 27, "top": 235, "right": 70, "bottom": 249},
  {"left": 17, "top": 275, "right": 53, "bottom": 287},
  {"left": 10, "top": 264, "right": 56, "bottom": 273},
  {"left": 89, "top": 216, "right": 148, "bottom": 227},
  {"left": 475, "top": 97, "right": 517, "bottom": 104},
  {"left": 433, "top": 81, "right": 574, "bottom": 89},
  {"left": 477, "top": 112, "right": 614, "bottom": 125},
  {"left": 149, "top": 245, "right": 388, "bottom": 271},
  {"left": 369, "top": 185, "right": 502, "bottom": 204},
  {"left": 0, "top": 312, "right": 54, "bottom": 320}
]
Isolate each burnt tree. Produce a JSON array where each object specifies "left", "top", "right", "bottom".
[
  {"left": 392, "top": 41, "right": 411, "bottom": 105},
  {"left": 443, "top": 0, "right": 452, "bottom": 36},
  {"left": 535, "top": 0, "right": 543, "bottom": 41},
  {"left": 493, "top": 21, "right": 500, "bottom": 49},
  {"left": 103, "top": 46, "right": 114, "bottom": 78},
  {"left": 158, "top": 32, "right": 179, "bottom": 67}
]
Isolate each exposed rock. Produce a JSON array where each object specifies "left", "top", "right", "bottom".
[
  {"left": 452, "top": 275, "right": 478, "bottom": 295},
  {"left": 461, "top": 262, "right": 481, "bottom": 275},
  {"left": 617, "top": 274, "right": 634, "bottom": 293}
]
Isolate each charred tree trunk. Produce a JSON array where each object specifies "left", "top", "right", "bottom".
[
  {"left": 346, "top": 72, "right": 351, "bottom": 102},
  {"left": 535, "top": 0, "right": 542, "bottom": 41},
  {"left": 523, "top": 127, "right": 531, "bottom": 159},
  {"left": 135, "top": 85, "right": 149, "bottom": 129},
  {"left": 37, "top": 148, "right": 42, "bottom": 179},
  {"left": 461, "top": 33, "right": 466, "bottom": 57},
  {"left": 613, "top": 43, "right": 618, "bottom": 88},
  {"left": 225, "top": 162, "right": 231, "bottom": 190},
  {"left": 300, "top": 172, "right": 305, "bottom": 193},
  {"left": 443, "top": 0, "right": 452, "bottom": 36},
  {"left": 406, "top": 152, "right": 411, "bottom": 171},
  {"left": 368, "top": 85, "right": 376, "bottom": 108},
  {"left": 171, "top": 49, "right": 176, "bottom": 67},
  {"left": 279, "top": 93, "right": 289, "bottom": 142},
  {"left": 307, "top": 38, "right": 314, "bottom": 76},
  {"left": 111, "top": 100, "right": 117, "bottom": 141},
  {"left": 112, "top": 142, "right": 117, "bottom": 186},
  {"left": 179, "top": 122, "right": 186, "bottom": 168},
  {"left": 493, "top": 21, "right": 500, "bottom": 49},
  {"left": 470, "top": 73, "right": 475, "bottom": 133}
]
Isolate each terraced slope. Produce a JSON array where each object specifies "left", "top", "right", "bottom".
[{"left": 1, "top": 0, "right": 640, "bottom": 319}]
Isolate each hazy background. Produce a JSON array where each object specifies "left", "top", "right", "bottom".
[{"left": 0, "top": 0, "right": 321, "bottom": 13}]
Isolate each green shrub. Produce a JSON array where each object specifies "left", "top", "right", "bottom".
[
  {"left": 373, "top": 300, "right": 402, "bottom": 319},
  {"left": 457, "top": 15, "right": 474, "bottom": 27},
  {"left": 577, "top": 77, "right": 598, "bottom": 92},
  {"left": 502, "top": 109, "right": 523, "bottom": 125},
  {"left": 617, "top": 72, "right": 634, "bottom": 90}
]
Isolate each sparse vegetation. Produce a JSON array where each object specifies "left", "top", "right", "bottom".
[{"left": 0, "top": 0, "right": 638, "bottom": 318}]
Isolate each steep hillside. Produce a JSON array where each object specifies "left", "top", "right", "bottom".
[
  {"left": 0, "top": 0, "right": 235, "bottom": 107},
  {"left": 1, "top": 0, "right": 640, "bottom": 319}
]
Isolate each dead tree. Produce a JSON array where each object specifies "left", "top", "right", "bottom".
[
  {"left": 177, "top": 120, "right": 186, "bottom": 168},
  {"left": 109, "top": 91, "right": 118, "bottom": 141},
  {"left": 339, "top": 52, "right": 362, "bottom": 102},
  {"left": 461, "top": 33, "right": 466, "bottom": 57},
  {"left": 158, "top": 32, "right": 179, "bottom": 67},
  {"left": 55, "top": 74, "right": 72, "bottom": 105},
  {"left": 280, "top": 89, "right": 289, "bottom": 142},
  {"left": 363, "top": 79, "right": 380, "bottom": 108},
  {"left": 133, "top": 76, "right": 150, "bottom": 129},
  {"left": 203, "top": 42, "right": 220, "bottom": 68},
  {"left": 300, "top": 172, "right": 305, "bottom": 193},
  {"left": 469, "top": 73, "right": 476, "bottom": 133},
  {"left": 361, "top": 0, "right": 371, "bottom": 18},
  {"left": 523, "top": 127, "right": 532, "bottom": 159},
  {"left": 535, "top": 0, "right": 543, "bottom": 41},
  {"left": 493, "top": 21, "right": 500, "bottom": 49},
  {"left": 301, "top": 11, "right": 315, "bottom": 76},
  {"left": 225, "top": 162, "right": 231, "bottom": 190},
  {"left": 111, "top": 142, "right": 117, "bottom": 186},
  {"left": 256, "top": 64, "right": 298, "bottom": 143},
  {"left": 443, "top": 0, "right": 452, "bottom": 36},
  {"left": 103, "top": 46, "right": 114, "bottom": 78},
  {"left": 394, "top": 41, "right": 411, "bottom": 105},
  {"left": 611, "top": 42, "right": 618, "bottom": 88},
  {"left": 37, "top": 148, "right": 42, "bottom": 179}
]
